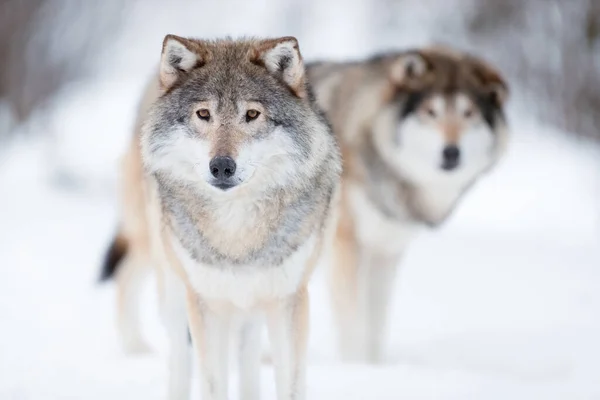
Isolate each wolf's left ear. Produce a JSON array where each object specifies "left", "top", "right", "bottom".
[
  {"left": 252, "top": 37, "right": 306, "bottom": 98},
  {"left": 484, "top": 72, "right": 509, "bottom": 106},
  {"left": 389, "top": 52, "right": 428, "bottom": 85},
  {"left": 472, "top": 61, "right": 509, "bottom": 106},
  {"left": 160, "top": 35, "right": 204, "bottom": 90}
]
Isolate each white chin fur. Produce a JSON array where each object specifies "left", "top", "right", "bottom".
[{"left": 143, "top": 126, "right": 302, "bottom": 193}]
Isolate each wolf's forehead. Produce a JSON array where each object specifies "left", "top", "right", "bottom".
[
  {"left": 196, "top": 61, "right": 270, "bottom": 92},
  {"left": 423, "top": 60, "right": 486, "bottom": 93},
  {"left": 181, "top": 74, "right": 263, "bottom": 108},
  {"left": 411, "top": 78, "right": 483, "bottom": 109},
  {"left": 427, "top": 92, "right": 473, "bottom": 106}
]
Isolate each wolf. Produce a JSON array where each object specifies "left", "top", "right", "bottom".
[
  {"left": 307, "top": 46, "right": 509, "bottom": 363},
  {"left": 100, "top": 35, "right": 341, "bottom": 400}
]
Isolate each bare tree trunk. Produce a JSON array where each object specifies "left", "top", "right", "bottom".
[{"left": 466, "top": 0, "right": 600, "bottom": 141}]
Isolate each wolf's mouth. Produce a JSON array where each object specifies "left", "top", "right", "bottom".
[
  {"left": 441, "top": 160, "right": 460, "bottom": 171},
  {"left": 212, "top": 181, "right": 236, "bottom": 191}
]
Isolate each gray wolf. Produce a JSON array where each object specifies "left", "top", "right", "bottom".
[
  {"left": 101, "top": 35, "right": 341, "bottom": 400},
  {"left": 307, "top": 46, "right": 509, "bottom": 363}
]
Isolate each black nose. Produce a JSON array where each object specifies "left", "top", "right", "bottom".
[
  {"left": 209, "top": 156, "right": 236, "bottom": 179},
  {"left": 442, "top": 145, "right": 460, "bottom": 170}
]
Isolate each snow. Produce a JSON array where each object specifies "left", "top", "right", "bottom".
[
  {"left": 1, "top": 1, "right": 600, "bottom": 398},
  {"left": 1, "top": 109, "right": 599, "bottom": 399}
]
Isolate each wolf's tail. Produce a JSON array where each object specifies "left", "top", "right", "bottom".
[{"left": 99, "top": 231, "right": 128, "bottom": 282}]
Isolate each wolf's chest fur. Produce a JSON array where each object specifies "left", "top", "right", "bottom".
[
  {"left": 348, "top": 176, "right": 466, "bottom": 257},
  {"left": 170, "top": 229, "right": 317, "bottom": 309},
  {"left": 157, "top": 175, "right": 331, "bottom": 307},
  {"left": 348, "top": 143, "right": 468, "bottom": 257},
  {"left": 355, "top": 134, "right": 468, "bottom": 229},
  {"left": 160, "top": 177, "right": 326, "bottom": 263}
]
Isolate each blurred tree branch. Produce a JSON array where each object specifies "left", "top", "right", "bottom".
[
  {"left": 586, "top": 2, "right": 599, "bottom": 49},
  {"left": 0, "top": 0, "right": 128, "bottom": 132},
  {"left": 0, "top": 0, "right": 47, "bottom": 123},
  {"left": 466, "top": 0, "right": 600, "bottom": 141}
]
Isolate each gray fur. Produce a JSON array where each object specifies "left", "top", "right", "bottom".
[
  {"left": 148, "top": 42, "right": 328, "bottom": 162},
  {"left": 307, "top": 49, "right": 508, "bottom": 227},
  {"left": 144, "top": 38, "right": 340, "bottom": 268},
  {"left": 156, "top": 168, "right": 336, "bottom": 267}
]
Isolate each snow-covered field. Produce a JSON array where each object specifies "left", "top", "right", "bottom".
[
  {"left": 1, "top": 113, "right": 599, "bottom": 399},
  {"left": 1, "top": 1, "right": 600, "bottom": 398}
]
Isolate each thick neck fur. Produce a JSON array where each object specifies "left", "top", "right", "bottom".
[
  {"left": 357, "top": 131, "right": 465, "bottom": 227},
  {"left": 155, "top": 167, "right": 335, "bottom": 268}
]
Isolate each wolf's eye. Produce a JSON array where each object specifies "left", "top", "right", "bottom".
[
  {"left": 196, "top": 109, "right": 210, "bottom": 121},
  {"left": 463, "top": 108, "right": 474, "bottom": 118},
  {"left": 426, "top": 108, "right": 437, "bottom": 118},
  {"left": 246, "top": 109, "right": 260, "bottom": 122}
]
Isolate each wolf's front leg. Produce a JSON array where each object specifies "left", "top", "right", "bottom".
[
  {"left": 186, "top": 290, "right": 230, "bottom": 400},
  {"left": 361, "top": 251, "right": 400, "bottom": 364},
  {"left": 160, "top": 268, "right": 191, "bottom": 400},
  {"left": 237, "top": 316, "right": 262, "bottom": 400},
  {"left": 330, "top": 245, "right": 401, "bottom": 364},
  {"left": 266, "top": 289, "right": 309, "bottom": 400}
]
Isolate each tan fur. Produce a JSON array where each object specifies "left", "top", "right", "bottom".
[
  {"left": 309, "top": 46, "right": 509, "bottom": 363},
  {"left": 441, "top": 119, "right": 462, "bottom": 144},
  {"left": 116, "top": 78, "right": 328, "bottom": 292},
  {"left": 114, "top": 82, "right": 324, "bottom": 399},
  {"left": 112, "top": 79, "right": 158, "bottom": 353},
  {"left": 327, "top": 183, "right": 360, "bottom": 352},
  {"left": 108, "top": 36, "right": 341, "bottom": 400}
]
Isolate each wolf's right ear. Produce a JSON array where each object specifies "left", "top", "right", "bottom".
[
  {"left": 389, "top": 52, "right": 428, "bottom": 85},
  {"left": 159, "top": 35, "right": 203, "bottom": 90}
]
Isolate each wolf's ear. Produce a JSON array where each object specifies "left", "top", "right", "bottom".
[
  {"left": 389, "top": 52, "right": 428, "bottom": 85},
  {"left": 487, "top": 79, "right": 509, "bottom": 107},
  {"left": 252, "top": 37, "right": 306, "bottom": 98},
  {"left": 473, "top": 62, "right": 509, "bottom": 106},
  {"left": 486, "top": 73, "right": 508, "bottom": 107},
  {"left": 159, "top": 35, "right": 203, "bottom": 90}
]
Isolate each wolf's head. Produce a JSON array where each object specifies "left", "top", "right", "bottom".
[
  {"left": 372, "top": 47, "right": 509, "bottom": 189},
  {"left": 142, "top": 35, "right": 333, "bottom": 195}
]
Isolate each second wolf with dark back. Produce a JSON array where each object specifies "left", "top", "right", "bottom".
[{"left": 308, "top": 47, "right": 509, "bottom": 363}]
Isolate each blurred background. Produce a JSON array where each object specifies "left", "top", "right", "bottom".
[{"left": 1, "top": 0, "right": 599, "bottom": 399}]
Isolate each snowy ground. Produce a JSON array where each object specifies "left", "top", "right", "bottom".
[{"left": 0, "top": 115, "right": 599, "bottom": 400}]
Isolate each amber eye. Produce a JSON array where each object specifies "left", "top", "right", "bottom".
[
  {"left": 246, "top": 109, "right": 260, "bottom": 122},
  {"left": 196, "top": 109, "right": 210, "bottom": 121}
]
